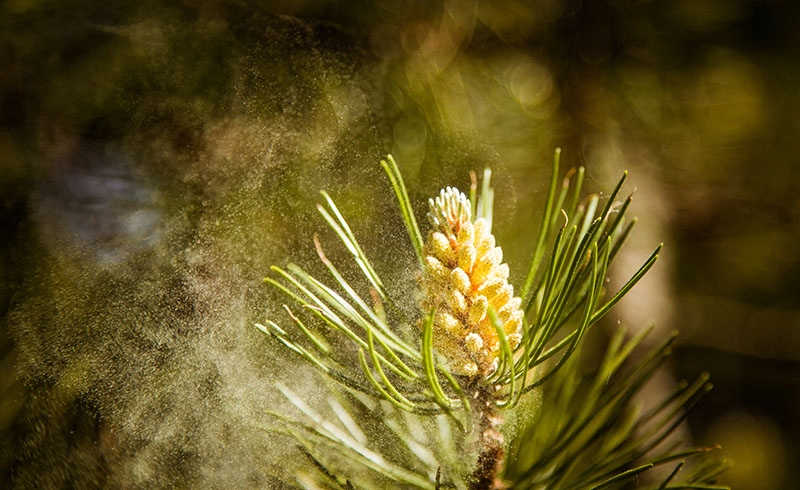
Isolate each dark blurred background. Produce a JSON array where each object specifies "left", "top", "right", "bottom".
[{"left": 1, "top": 1, "right": 799, "bottom": 488}]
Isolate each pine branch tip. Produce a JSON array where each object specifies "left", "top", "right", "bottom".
[{"left": 257, "top": 154, "right": 727, "bottom": 488}]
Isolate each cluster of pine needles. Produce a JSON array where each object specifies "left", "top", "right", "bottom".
[{"left": 256, "top": 151, "right": 728, "bottom": 489}]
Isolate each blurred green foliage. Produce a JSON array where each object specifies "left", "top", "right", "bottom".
[{"left": 1, "top": 0, "right": 799, "bottom": 488}]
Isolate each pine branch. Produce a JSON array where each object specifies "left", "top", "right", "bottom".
[{"left": 254, "top": 151, "right": 728, "bottom": 488}]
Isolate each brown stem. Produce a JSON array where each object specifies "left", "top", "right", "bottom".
[{"left": 468, "top": 387, "right": 507, "bottom": 490}]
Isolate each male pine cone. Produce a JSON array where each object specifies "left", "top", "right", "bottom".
[{"left": 421, "top": 187, "right": 523, "bottom": 377}]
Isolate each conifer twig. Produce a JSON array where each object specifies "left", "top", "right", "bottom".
[{"left": 255, "top": 152, "right": 727, "bottom": 488}]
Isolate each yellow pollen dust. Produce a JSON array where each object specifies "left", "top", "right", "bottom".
[{"left": 420, "top": 187, "right": 523, "bottom": 377}]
